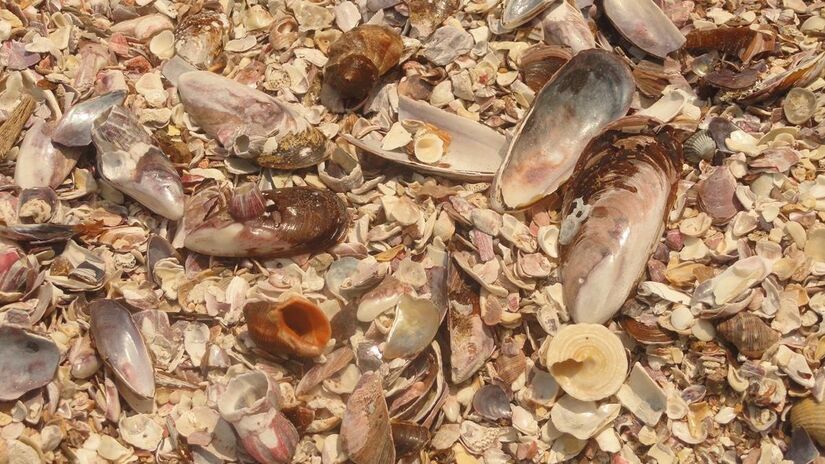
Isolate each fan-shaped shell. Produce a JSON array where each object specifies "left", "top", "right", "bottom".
[{"left": 791, "top": 398, "right": 825, "bottom": 446}]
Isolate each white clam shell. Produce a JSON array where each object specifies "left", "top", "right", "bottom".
[
  {"left": 545, "top": 323, "right": 628, "bottom": 401},
  {"left": 615, "top": 363, "right": 668, "bottom": 426},
  {"left": 413, "top": 130, "right": 446, "bottom": 164},
  {"left": 550, "top": 395, "right": 621, "bottom": 440},
  {"left": 383, "top": 294, "right": 442, "bottom": 359}
]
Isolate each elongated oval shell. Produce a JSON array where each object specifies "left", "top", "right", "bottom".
[
  {"left": 0, "top": 326, "right": 60, "bottom": 401},
  {"left": 448, "top": 251, "right": 495, "bottom": 383},
  {"left": 560, "top": 121, "right": 682, "bottom": 324},
  {"left": 244, "top": 296, "right": 331, "bottom": 358},
  {"left": 501, "top": 0, "right": 555, "bottom": 30},
  {"left": 89, "top": 299, "right": 155, "bottom": 399},
  {"left": 341, "top": 372, "right": 395, "bottom": 464},
  {"left": 790, "top": 398, "right": 825, "bottom": 446},
  {"left": 15, "top": 119, "right": 82, "bottom": 189},
  {"left": 545, "top": 324, "right": 628, "bottom": 401},
  {"left": 52, "top": 91, "right": 127, "bottom": 147},
  {"left": 716, "top": 312, "right": 779, "bottom": 358},
  {"left": 324, "top": 25, "right": 402, "bottom": 103},
  {"left": 491, "top": 49, "right": 634, "bottom": 211},
  {"left": 602, "top": 0, "right": 686, "bottom": 58}
]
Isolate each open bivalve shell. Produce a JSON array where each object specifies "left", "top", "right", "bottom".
[
  {"left": 0, "top": 326, "right": 60, "bottom": 401},
  {"left": 550, "top": 395, "right": 621, "bottom": 440},
  {"left": 601, "top": 0, "right": 686, "bottom": 58},
  {"left": 490, "top": 49, "right": 634, "bottom": 211},
  {"left": 545, "top": 323, "right": 628, "bottom": 401},
  {"left": 383, "top": 294, "right": 444, "bottom": 360},
  {"left": 501, "top": 0, "right": 556, "bottom": 30}
]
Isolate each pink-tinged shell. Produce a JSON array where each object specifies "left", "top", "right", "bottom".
[
  {"left": 89, "top": 299, "right": 155, "bottom": 399},
  {"left": 295, "top": 346, "right": 353, "bottom": 396},
  {"left": 697, "top": 166, "right": 738, "bottom": 225},
  {"left": 14, "top": 119, "right": 81, "bottom": 189},
  {"left": 341, "top": 372, "right": 395, "bottom": 464},
  {"left": 217, "top": 371, "right": 298, "bottom": 464},
  {"left": 52, "top": 91, "right": 127, "bottom": 147},
  {"left": 540, "top": 0, "right": 596, "bottom": 53},
  {"left": 737, "top": 51, "right": 825, "bottom": 105},
  {"left": 560, "top": 120, "right": 683, "bottom": 324},
  {"left": 448, "top": 250, "right": 495, "bottom": 383},
  {"left": 491, "top": 49, "right": 634, "bottom": 211},
  {"left": 184, "top": 186, "right": 348, "bottom": 258},
  {"left": 0, "top": 326, "right": 60, "bottom": 401},
  {"left": 602, "top": 0, "right": 686, "bottom": 58}
]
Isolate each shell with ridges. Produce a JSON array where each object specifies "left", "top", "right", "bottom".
[
  {"left": 790, "top": 398, "right": 825, "bottom": 446},
  {"left": 716, "top": 312, "right": 779, "bottom": 358},
  {"left": 683, "top": 130, "right": 716, "bottom": 163}
]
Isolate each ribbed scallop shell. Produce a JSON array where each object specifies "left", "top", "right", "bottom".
[
  {"left": 790, "top": 398, "right": 825, "bottom": 446},
  {"left": 545, "top": 324, "right": 628, "bottom": 401},
  {"left": 683, "top": 130, "right": 716, "bottom": 163}
]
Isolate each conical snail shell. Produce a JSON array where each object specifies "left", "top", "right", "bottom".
[
  {"left": 715, "top": 312, "right": 779, "bottom": 358},
  {"left": 244, "top": 296, "right": 331, "bottom": 358},
  {"left": 324, "top": 25, "right": 403, "bottom": 102}
]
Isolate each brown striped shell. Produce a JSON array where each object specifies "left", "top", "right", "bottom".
[
  {"left": 519, "top": 44, "right": 571, "bottom": 92},
  {"left": 790, "top": 398, "right": 825, "bottom": 446},
  {"left": 324, "top": 25, "right": 403, "bottom": 104},
  {"left": 716, "top": 312, "right": 779, "bottom": 358}
]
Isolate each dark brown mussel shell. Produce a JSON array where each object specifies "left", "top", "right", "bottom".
[
  {"left": 244, "top": 296, "right": 332, "bottom": 358},
  {"left": 391, "top": 421, "right": 430, "bottom": 458},
  {"left": 324, "top": 25, "right": 403, "bottom": 103},
  {"left": 519, "top": 44, "right": 572, "bottom": 92}
]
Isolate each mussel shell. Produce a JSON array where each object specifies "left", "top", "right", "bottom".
[
  {"left": 391, "top": 421, "right": 430, "bottom": 458},
  {"left": 0, "top": 326, "right": 60, "bottom": 401},
  {"left": 501, "top": 0, "right": 555, "bottom": 30},
  {"left": 492, "top": 49, "right": 634, "bottom": 211},
  {"left": 602, "top": 0, "right": 685, "bottom": 58},
  {"left": 472, "top": 384, "right": 512, "bottom": 420},
  {"left": 52, "top": 91, "right": 127, "bottom": 147},
  {"left": 243, "top": 296, "right": 332, "bottom": 358},
  {"left": 341, "top": 371, "right": 395, "bottom": 464},
  {"left": 255, "top": 127, "right": 328, "bottom": 169},
  {"left": 89, "top": 299, "right": 155, "bottom": 399},
  {"left": 519, "top": 44, "right": 571, "bottom": 92}
]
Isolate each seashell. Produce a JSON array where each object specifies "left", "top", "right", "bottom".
[
  {"left": 383, "top": 294, "right": 443, "bottom": 359},
  {"left": 696, "top": 166, "right": 737, "bottom": 226},
  {"left": 786, "top": 427, "right": 819, "bottom": 464},
  {"left": 15, "top": 118, "right": 82, "bottom": 189},
  {"left": 149, "top": 30, "right": 175, "bottom": 60},
  {"left": 684, "top": 27, "right": 774, "bottom": 63},
  {"left": 802, "top": 15, "right": 825, "bottom": 34},
  {"left": 560, "top": 121, "right": 681, "bottom": 324},
  {"left": 709, "top": 256, "right": 769, "bottom": 305},
  {"left": 0, "top": 95, "right": 34, "bottom": 159},
  {"left": 177, "top": 71, "right": 327, "bottom": 168},
  {"left": 683, "top": 130, "right": 716, "bottom": 163},
  {"left": 341, "top": 371, "right": 395, "bottom": 464},
  {"left": 790, "top": 398, "right": 825, "bottom": 446},
  {"left": 184, "top": 185, "right": 348, "bottom": 258},
  {"left": 243, "top": 296, "right": 331, "bottom": 358},
  {"left": 602, "top": 0, "right": 686, "bottom": 58},
  {"left": 636, "top": 88, "right": 688, "bottom": 123},
  {"left": 550, "top": 395, "right": 621, "bottom": 440},
  {"left": 174, "top": 9, "right": 229, "bottom": 69},
  {"left": 501, "top": 0, "right": 556, "bottom": 30},
  {"left": 519, "top": 44, "right": 571, "bottom": 93},
  {"left": 228, "top": 182, "right": 267, "bottom": 221},
  {"left": 540, "top": 0, "right": 596, "bottom": 53},
  {"left": 448, "top": 250, "right": 495, "bottom": 383},
  {"left": 110, "top": 13, "right": 174, "bottom": 42},
  {"left": 407, "top": 0, "right": 459, "bottom": 38},
  {"left": 707, "top": 117, "right": 739, "bottom": 153},
  {"left": 0, "top": 326, "right": 60, "bottom": 401},
  {"left": 619, "top": 317, "right": 676, "bottom": 345},
  {"left": 391, "top": 421, "right": 430, "bottom": 458},
  {"left": 473, "top": 384, "right": 512, "bottom": 420},
  {"left": 17, "top": 187, "right": 59, "bottom": 224},
  {"left": 269, "top": 15, "right": 300, "bottom": 50},
  {"left": 52, "top": 91, "right": 127, "bottom": 147},
  {"left": 412, "top": 129, "right": 446, "bottom": 164},
  {"left": 318, "top": 147, "right": 364, "bottom": 193},
  {"left": 218, "top": 371, "right": 299, "bottom": 464},
  {"left": 345, "top": 96, "right": 506, "bottom": 180},
  {"left": 737, "top": 51, "right": 825, "bottom": 105},
  {"left": 716, "top": 312, "right": 779, "bottom": 358},
  {"left": 783, "top": 87, "right": 817, "bottom": 125},
  {"left": 91, "top": 106, "right": 185, "bottom": 220},
  {"left": 615, "top": 363, "right": 667, "bottom": 426},
  {"left": 295, "top": 347, "right": 353, "bottom": 396},
  {"left": 119, "top": 414, "right": 164, "bottom": 451},
  {"left": 703, "top": 66, "right": 760, "bottom": 90},
  {"left": 490, "top": 49, "right": 633, "bottom": 211},
  {"left": 545, "top": 323, "right": 628, "bottom": 401},
  {"left": 324, "top": 25, "right": 403, "bottom": 104},
  {"left": 89, "top": 299, "right": 155, "bottom": 399}
]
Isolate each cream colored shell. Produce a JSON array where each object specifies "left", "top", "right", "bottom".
[{"left": 545, "top": 323, "right": 628, "bottom": 401}]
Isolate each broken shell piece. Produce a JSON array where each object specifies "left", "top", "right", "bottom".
[
  {"left": 89, "top": 299, "right": 155, "bottom": 399},
  {"left": 345, "top": 96, "right": 506, "bottom": 180},
  {"left": 218, "top": 371, "right": 299, "bottom": 464},
  {"left": 15, "top": 119, "right": 81, "bottom": 189},
  {"left": 0, "top": 326, "right": 60, "bottom": 401},
  {"left": 783, "top": 88, "right": 817, "bottom": 125},
  {"left": 545, "top": 324, "right": 628, "bottom": 401},
  {"left": 602, "top": 0, "right": 686, "bottom": 58},
  {"left": 550, "top": 395, "right": 621, "bottom": 440},
  {"left": 52, "top": 91, "right": 127, "bottom": 146},
  {"left": 501, "top": 0, "right": 555, "bottom": 30},
  {"left": 716, "top": 312, "right": 779, "bottom": 358},
  {"left": 383, "top": 294, "right": 442, "bottom": 359},
  {"left": 407, "top": 0, "right": 459, "bottom": 38},
  {"left": 341, "top": 371, "right": 395, "bottom": 464},
  {"left": 560, "top": 123, "right": 682, "bottom": 324},
  {"left": 491, "top": 49, "right": 633, "bottom": 211},
  {"left": 615, "top": 363, "right": 667, "bottom": 426},
  {"left": 519, "top": 44, "right": 571, "bottom": 93},
  {"left": 540, "top": 0, "right": 596, "bottom": 53},
  {"left": 174, "top": 9, "right": 229, "bottom": 69},
  {"left": 790, "top": 398, "right": 825, "bottom": 446},
  {"left": 710, "top": 256, "right": 769, "bottom": 305},
  {"left": 244, "top": 296, "right": 331, "bottom": 358},
  {"left": 324, "top": 25, "right": 403, "bottom": 104}
]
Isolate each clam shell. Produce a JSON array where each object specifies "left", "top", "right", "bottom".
[
  {"left": 683, "top": 130, "right": 716, "bottom": 163},
  {"left": 490, "top": 49, "right": 633, "bottom": 211},
  {"left": 344, "top": 96, "right": 507, "bottom": 181},
  {"left": 341, "top": 372, "right": 395, "bottom": 464},
  {"left": 602, "top": 0, "right": 686, "bottom": 58},
  {"left": 501, "top": 0, "right": 556, "bottom": 30},
  {"left": 545, "top": 324, "right": 628, "bottom": 401},
  {"left": 0, "top": 326, "right": 60, "bottom": 401},
  {"left": 519, "top": 44, "right": 571, "bottom": 92},
  {"left": 696, "top": 166, "right": 738, "bottom": 225},
  {"left": 14, "top": 119, "right": 82, "bottom": 189},
  {"left": 52, "top": 91, "right": 127, "bottom": 147},
  {"left": 790, "top": 398, "right": 825, "bottom": 446},
  {"left": 383, "top": 294, "right": 443, "bottom": 359},
  {"left": 472, "top": 384, "right": 512, "bottom": 420},
  {"left": 243, "top": 296, "right": 331, "bottom": 358},
  {"left": 783, "top": 87, "right": 817, "bottom": 125},
  {"left": 89, "top": 299, "right": 155, "bottom": 399},
  {"left": 716, "top": 312, "right": 779, "bottom": 358},
  {"left": 737, "top": 51, "right": 825, "bottom": 105},
  {"left": 559, "top": 121, "right": 682, "bottom": 324}
]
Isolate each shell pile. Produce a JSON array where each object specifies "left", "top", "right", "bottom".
[{"left": 4, "top": 0, "right": 825, "bottom": 462}]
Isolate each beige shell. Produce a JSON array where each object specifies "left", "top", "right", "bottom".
[
  {"left": 783, "top": 87, "right": 817, "bottom": 125},
  {"left": 716, "top": 312, "right": 779, "bottom": 358},
  {"left": 790, "top": 398, "right": 825, "bottom": 446},
  {"left": 545, "top": 324, "right": 628, "bottom": 401}
]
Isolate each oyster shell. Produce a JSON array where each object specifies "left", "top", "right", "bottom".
[
  {"left": 602, "top": 0, "right": 686, "bottom": 58},
  {"left": 545, "top": 323, "right": 628, "bottom": 401},
  {"left": 174, "top": 9, "right": 229, "bottom": 69},
  {"left": 559, "top": 121, "right": 682, "bottom": 324},
  {"left": 490, "top": 49, "right": 634, "bottom": 211},
  {"left": 783, "top": 87, "right": 817, "bottom": 125},
  {"left": 0, "top": 326, "right": 60, "bottom": 401}
]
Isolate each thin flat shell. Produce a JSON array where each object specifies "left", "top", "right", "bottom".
[
  {"left": 603, "top": 0, "right": 686, "bottom": 58},
  {"left": 0, "top": 326, "right": 60, "bottom": 401},
  {"left": 491, "top": 49, "right": 634, "bottom": 210},
  {"left": 501, "top": 0, "right": 557, "bottom": 30},
  {"left": 343, "top": 96, "right": 506, "bottom": 181}
]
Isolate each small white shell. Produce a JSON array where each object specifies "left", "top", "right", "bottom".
[
  {"left": 413, "top": 130, "right": 446, "bottom": 164},
  {"left": 149, "top": 30, "right": 175, "bottom": 60},
  {"left": 550, "top": 395, "right": 621, "bottom": 440}
]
